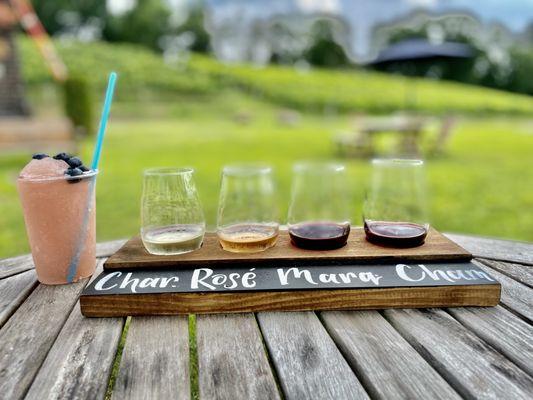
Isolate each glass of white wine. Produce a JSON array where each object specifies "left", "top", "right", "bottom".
[
  {"left": 141, "top": 168, "right": 205, "bottom": 255},
  {"left": 217, "top": 164, "right": 279, "bottom": 253}
]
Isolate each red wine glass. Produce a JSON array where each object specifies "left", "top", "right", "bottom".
[
  {"left": 288, "top": 161, "right": 351, "bottom": 250},
  {"left": 363, "top": 158, "right": 429, "bottom": 247}
]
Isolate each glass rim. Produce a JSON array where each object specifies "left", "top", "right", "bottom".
[
  {"left": 144, "top": 167, "right": 194, "bottom": 176},
  {"left": 18, "top": 169, "right": 99, "bottom": 182},
  {"left": 371, "top": 158, "right": 424, "bottom": 167},
  {"left": 293, "top": 160, "right": 345, "bottom": 172},
  {"left": 222, "top": 164, "right": 272, "bottom": 175}
]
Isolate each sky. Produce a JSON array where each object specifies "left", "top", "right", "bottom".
[
  {"left": 107, "top": 0, "right": 533, "bottom": 32},
  {"left": 106, "top": 0, "right": 533, "bottom": 61}
]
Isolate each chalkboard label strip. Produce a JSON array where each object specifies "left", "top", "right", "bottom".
[{"left": 80, "top": 262, "right": 500, "bottom": 317}]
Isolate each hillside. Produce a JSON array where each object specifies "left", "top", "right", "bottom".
[{"left": 19, "top": 38, "right": 533, "bottom": 115}]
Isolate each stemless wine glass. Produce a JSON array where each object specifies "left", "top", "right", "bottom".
[
  {"left": 217, "top": 164, "right": 279, "bottom": 253},
  {"left": 141, "top": 168, "right": 205, "bottom": 255},
  {"left": 288, "top": 161, "right": 351, "bottom": 250},
  {"left": 363, "top": 158, "right": 429, "bottom": 247}
]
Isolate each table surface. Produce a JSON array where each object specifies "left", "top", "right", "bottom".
[
  {"left": 357, "top": 115, "right": 428, "bottom": 133},
  {"left": 0, "top": 233, "right": 532, "bottom": 400}
]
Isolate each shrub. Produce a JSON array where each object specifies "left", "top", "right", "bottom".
[{"left": 63, "top": 75, "right": 94, "bottom": 136}]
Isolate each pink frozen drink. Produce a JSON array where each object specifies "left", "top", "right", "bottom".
[{"left": 17, "top": 153, "right": 97, "bottom": 284}]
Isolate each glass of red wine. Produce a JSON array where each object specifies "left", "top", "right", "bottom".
[
  {"left": 288, "top": 161, "right": 351, "bottom": 250},
  {"left": 364, "top": 158, "right": 429, "bottom": 247}
]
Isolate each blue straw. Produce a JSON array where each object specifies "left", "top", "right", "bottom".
[
  {"left": 91, "top": 72, "right": 117, "bottom": 170},
  {"left": 66, "top": 72, "right": 117, "bottom": 283}
]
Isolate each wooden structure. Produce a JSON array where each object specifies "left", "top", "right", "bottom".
[
  {"left": 0, "top": 233, "right": 532, "bottom": 399},
  {"left": 0, "top": 0, "right": 30, "bottom": 116},
  {"left": 0, "top": 0, "right": 73, "bottom": 152},
  {"left": 103, "top": 228, "right": 471, "bottom": 270},
  {"left": 78, "top": 229, "right": 500, "bottom": 316},
  {"left": 334, "top": 114, "right": 456, "bottom": 157}
]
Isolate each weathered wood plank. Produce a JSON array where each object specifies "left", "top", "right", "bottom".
[
  {"left": 257, "top": 312, "right": 369, "bottom": 400},
  {"left": 112, "top": 316, "right": 189, "bottom": 400},
  {"left": 0, "top": 269, "right": 37, "bottom": 328},
  {"left": 474, "top": 260, "right": 533, "bottom": 322},
  {"left": 448, "top": 305, "right": 533, "bottom": 375},
  {"left": 196, "top": 314, "right": 280, "bottom": 400},
  {"left": 0, "top": 239, "right": 125, "bottom": 280},
  {"left": 0, "top": 278, "right": 88, "bottom": 400},
  {"left": 0, "top": 254, "right": 33, "bottom": 279},
  {"left": 384, "top": 308, "right": 533, "bottom": 399},
  {"left": 478, "top": 259, "right": 533, "bottom": 288},
  {"left": 445, "top": 233, "right": 533, "bottom": 265},
  {"left": 25, "top": 311, "right": 124, "bottom": 400},
  {"left": 24, "top": 260, "right": 123, "bottom": 400},
  {"left": 321, "top": 310, "right": 460, "bottom": 399},
  {"left": 96, "top": 239, "right": 127, "bottom": 258}
]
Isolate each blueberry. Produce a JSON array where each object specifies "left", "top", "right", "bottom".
[
  {"left": 32, "top": 153, "right": 49, "bottom": 160},
  {"left": 79, "top": 165, "right": 89, "bottom": 172},
  {"left": 65, "top": 167, "right": 83, "bottom": 183},
  {"left": 53, "top": 152, "right": 71, "bottom": 162},
  {"left": 66, "top": 167, "right": 83, "bottom": 177},
  {"left": 67, "top": 157, "right": 83, "bottom": 168}
]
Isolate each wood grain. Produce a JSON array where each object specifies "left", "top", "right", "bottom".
[
  {"left": 112, "top": 316, "right": 189, "bottom": 400},
  {"left": 80, "top": 284, "right": 500, "bottom": 317},
  {"left": 474, "top": 260, "right": 533, "bottom": 322},
  {"left": 445, "top": 233, "right": 533, "bottom": 265},
  {"left": 24, "top": 307, "right": 124, "bottom": 400},
  {"left": 321, "top": 310, "right": 460, "bottom": 399},
  {"left": 0, "top": 269, "right": 37, "bottom": 328},
  {"left": 384, "top": 308, "right": 533, "bottom": 399},
  {"left": 0, "top": 239, "right": 125, "bottom": 280},
  {"left": 96, "top": 239, "right": 128, "bottom": 258},
  {"left": 196, "top": 313, "right": 280, "bottom": 400},
  {"left": 448, "top": 305, "right": 533, "bottom": 375},
  {"left": 0, "top": 278, "right": 88, "bottom": 400},
  {"left": 104, "top": 228, "right": 471, "bottom": 270},
  {"left": 257, "top": 312, "right": 369, "bottom": 400},
  {"left": 477, "top": 258, "right": 533, "bottom": 288},
  {"left": 0, "top": 254, "right": 34, "bottom": 279}
]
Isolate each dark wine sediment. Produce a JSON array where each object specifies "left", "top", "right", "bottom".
[
  {"left": 364, "top": 221, "right": 427, "bottom": 247},
  {"left": 289, "top": 222, "right": 350, "bottom": 250}
]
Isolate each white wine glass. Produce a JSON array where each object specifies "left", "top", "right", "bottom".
[{"left": 141, "top": 167, "right": 205, "bottom": 255}]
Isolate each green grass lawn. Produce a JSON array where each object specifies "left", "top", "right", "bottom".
[{"left": 1, "top": 90, "right": 532, "bottom": 258}]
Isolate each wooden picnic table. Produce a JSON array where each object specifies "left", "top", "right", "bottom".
[
  {"left": 0, "top": 233, "right": 532, "bottom": 399},
  {"left": 335, "top": 115, "right": 431, "bottom": 157}
]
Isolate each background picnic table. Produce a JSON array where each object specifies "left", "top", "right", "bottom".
[{"left": 0, "top": 233, "right": 532, "bottom": 400}]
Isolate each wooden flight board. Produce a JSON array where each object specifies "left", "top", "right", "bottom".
[
  {"left": 103, "top": 228, "right": 472, "bottom": 271},
  {"left": 79, "top": 229, "right": 497, "bottom": 318},
  {"left": 80, "top": 261, "right": 500, "bottom": 317}
]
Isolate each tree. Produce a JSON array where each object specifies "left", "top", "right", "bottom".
[
  {"left": 103, "top": 0, "right": 171, "bottom": 51},
  {"left": 31, "top": 0, "right": 106, "bottom": 36},
  {"left": 176, "top": 3, "right": 209, "bottom": 53},
  {"left": 303, "top": 19, "right": 350, "bottom": 68}
]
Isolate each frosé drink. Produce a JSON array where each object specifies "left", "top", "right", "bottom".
[{"left": 17, "top": 153, "right": 97, "bottom": 284}]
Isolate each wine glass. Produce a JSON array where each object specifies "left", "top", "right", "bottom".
[
  {"left": 287, "top": 161, "right": 351, "bottom": 250},
  {"left": 217, "top": 164, "right": 279, "bottom": 253},
  {"left": 141, "top": 168, "right": 205, "bottom": 255},
  {"left": 363, "top": 158, "right": 429, "bottom": 247}
]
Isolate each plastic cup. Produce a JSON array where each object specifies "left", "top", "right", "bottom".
[{"left": 17, "top": 170, "right": 98, "bottom": 284}]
